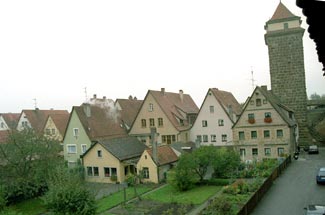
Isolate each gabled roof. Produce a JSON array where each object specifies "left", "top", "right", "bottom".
[
  {"left": 146, "top": 145, "right": 178, "bottom": 166},
  {"left": 96, "top": 136, "right": 147, "bottom": 161},
  {"left": 115, "top": 98, "right": 143, "bottom": 128},
  {"left": 210, "top": 88, "right": 242, "bottom": 118},
  {"left": 0, "top": 113, "right": 20, "bottom": 130},
  {"left": 73, "top": 103, "right": 128, "bottom": 140},
  {"left": 233, "top": 86, "right": 296, "bottom": 127},
  {"left": 268, "top": 2, "right": 298, "bottom": 22},
  {"left": 47, "top": 113, "right": 70, "bottom": 135},
  {"left": 21, "top": 109, "right": 69, "bottom": 133},
  {"left": 147, "top": 89, "right": 199, "bottom": 131}
]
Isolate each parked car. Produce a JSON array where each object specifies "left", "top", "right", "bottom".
[
  {"left": 308, "top": 145, "right": 319, "bottom": 154},
  {"left": 316, "top": 167, "right": 325, "bottom": 184},
  {"left": 304, "top": 204, "right": 325, "bottom": 214}
]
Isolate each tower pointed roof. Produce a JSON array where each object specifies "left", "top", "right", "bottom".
[{"left": 269, "top": 2, "right": 297, "bottom": 21}]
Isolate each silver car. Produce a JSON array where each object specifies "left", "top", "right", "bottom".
[{"left": 304, "top": 205, "right": 325, "bottom": 215}]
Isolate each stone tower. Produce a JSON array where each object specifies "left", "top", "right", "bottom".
[{"left": 264, "top": 2, "right": 310, "bottom": 145}]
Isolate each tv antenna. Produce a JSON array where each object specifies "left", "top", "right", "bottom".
[
  {"left": 84, "top": 87, "right": 88, "bottom": 102},
  {"left": 250, "top": 68, "right": 256, "bottom": 91}
]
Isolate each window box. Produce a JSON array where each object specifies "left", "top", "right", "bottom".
[
  {"left": 248, "top": 118, "right": 255, "bottom": 124},
  {"left": 264, "top": 117, "right": 272, "bottom": 123}
]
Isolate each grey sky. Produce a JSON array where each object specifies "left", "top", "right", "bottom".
[{"left": 0, "top": 0, "right": 324, "bottom": 113}]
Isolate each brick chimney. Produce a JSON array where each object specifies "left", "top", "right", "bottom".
[
  {"left": 179, "top": 89, "right": 184, "bottom": 102},
  {"left": 161, "top": 88, "right": 165, "bottom": 96}
]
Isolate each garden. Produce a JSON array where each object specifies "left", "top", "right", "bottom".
[{"left": 0, "top": 131, "right": 285, "bottom": 215}]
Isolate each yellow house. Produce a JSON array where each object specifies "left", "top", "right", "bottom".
[
  {"left": 43, "top": 113, "right": 69, "bottom": 142},
  {"left": 233, "top": 86, "right": 297, "bottom": 162},
  {"left": 137, "top": 145, "right": 178, "bottom": 184},
  {"left": 129, "top": 88, "right": 199, "bottom": 146},
  {"left": 82, "top": 136, "right": 147, "bottom": 183}
]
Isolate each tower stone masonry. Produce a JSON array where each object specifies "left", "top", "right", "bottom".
[{"left": 265, "top": 2, "right": 311, "bottom": 145}]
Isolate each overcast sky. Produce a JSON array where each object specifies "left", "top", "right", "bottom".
[{"left": 0, "top": 0, "right": 324, "bottom": 113}]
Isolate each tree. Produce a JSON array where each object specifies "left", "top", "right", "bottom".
[
  {"left": 169, "top": 153, "right": 197, "bottom": 191},
  {"left": 212, "top": 147, "right": 241, "bottom": 178},
  {"left": 42, "top": 165, "right": 96, "bottom": 215},
  {"left": 191, "top": 146, "right": 218, "bottom": 182},
  {"left": 310, "top": 92, "right": 325, "bottom": 100},
  {"left": 0, "top": 129, "right": 62, "bottom": 203}
]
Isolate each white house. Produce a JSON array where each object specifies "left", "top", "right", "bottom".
[{"left": 190, "top": 88, "right": 242, "bottom": 146}]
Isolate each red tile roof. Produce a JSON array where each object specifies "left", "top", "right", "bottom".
[
  {"left": 116, "top": 98, "right": 143, "bottom": 128},
  {"left": 269, "top": 2, "right": 297, "bottom": 21},
  {"left": 149, "top": 89, "right": 199, "bottom": 131},
  {"left": 22, "top": 109, "right": 69, "bottom": 134},
  {"left": 74, "top": 103, "right": 128, "bottom": 140},
  {"left": 210, "top": 88, "right": 242, "bottom": 118},
  {"left": 147, "top": 145, "right": 178, "bottom": 166},
  {"left": 1, "top": 113, "right": 20, "bottom": 129},
  {"left": 48, "top": 113, "right": 70, "bottom": 136}
]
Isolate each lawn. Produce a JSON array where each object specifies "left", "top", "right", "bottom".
[
  {"left": 7, "top": 197, "right": 46, "bottom": 215},
  {"left": 143, "top": 184, "right": 222, "bottom": 205},
  {"left": 96, "top": 184, "right": 154, "bottom": 213}
]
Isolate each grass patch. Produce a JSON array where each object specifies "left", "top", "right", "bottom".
[
  {"left": 143, "top": 184, "right": 222, "bottom": 205},
  {"left": 7, "top": 197, "right": 46, "bottom": 215},
  {"left": 96, "top": 185, "right": 154, "bottom": 213}
]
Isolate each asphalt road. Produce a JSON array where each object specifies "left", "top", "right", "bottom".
[{"left": 251, "top": 147, "right": 325, "bottom": 215}]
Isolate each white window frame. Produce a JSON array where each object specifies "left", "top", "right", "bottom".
[
  {"left": 67, "top": 144, "right": 77, "bottom": 154},
  {"left": 218, "top": 119, "right": 224, "bottom": 126},
  {"left": 221, "top": 134, "right": 227, "bottom": 142},
  {"left": 211, "top": 135, "right": 216, "bottom": 142},
  {"left": 73, "top": 128, "right": 79, "bottom": 137},
  {"left": 81, "top": 144, "right": 87, "bottom": 154}
]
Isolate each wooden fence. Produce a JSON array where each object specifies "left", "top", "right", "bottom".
[{"left": 237, "top": 156, "right": 292, "bottom": 215}]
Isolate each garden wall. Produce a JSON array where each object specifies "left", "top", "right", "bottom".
[{"left": 237, "top": 156, "right": 291, "bottom": 215}]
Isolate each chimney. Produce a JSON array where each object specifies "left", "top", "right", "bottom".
[
  {"left": 150, "top": 127, "right": 158, "bottom": 164},
  {"left": 228, "top": 105, "right": 233, "bottom": 121},
  {"left": 128, "top": 95, "right": 133, "bottom": 100},
  {"left": 83, "top": 103, "right": 91, "bottom": 117},
  {"left": 103, "top": 96, "right": 106, "bottom": 100},
  {"left": 179, "top": 90, "right": 184, "bottom": 102},
  {"left": 93, "top": 94, "right": 97, "bottom": 99},
  {"left": 161, "top": 88, "right": 165, "bottom": 96}
]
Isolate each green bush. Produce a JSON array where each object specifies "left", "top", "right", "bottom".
[
  {"left": 201, "top": 196, "right": 236, "bottom": 215},
  {"left": 42, "top": 166, "right": 96, "bottom": 215}
]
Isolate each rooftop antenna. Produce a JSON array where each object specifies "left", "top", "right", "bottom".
[
  {"left": 84, "top": 87, "right": 88, "bottom": 102},
  {"left": 33, "top": 98, "right": 38, "bottom": 109},
  {"left": 250, "top": 67, "right": 256, "bottom": 91}
]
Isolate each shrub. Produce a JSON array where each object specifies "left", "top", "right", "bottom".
[
  {"left": 201, "top": 196, "right": 236, "bottom": 215},
  {"left": 42, "top": 166, "right": 96, "bottom": 215}
]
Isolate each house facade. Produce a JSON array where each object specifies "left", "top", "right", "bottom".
[
  {"left": 16, "top": 109, "right": 69, "bottom": 134},
  {"left": 232, "top": 86, "right": 297, "bottom": 162},
  {"left": 129, "top": 88, "right": 199, "bottom": 146},
  {"left": 190, "top": 88, "right": 242, "bottom": 146},
  {"left": 43, "top": 113, "right": 70, "bottom": 142},
  {"left": 82, "top": 136, "right": 147, "bottom": 183},
  {"left": 137, "top": 145, "right": 178, "bottom": 183},
  {"left": 63, "top": 95, "right": 142, "bottom": 167},
  {"left": 0, "top": 113, "right": 20, "bottom": 131}
]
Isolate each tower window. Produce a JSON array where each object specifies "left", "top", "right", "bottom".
[{"left": 284, "top": 23, "right": 288, "bottom": 29}]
